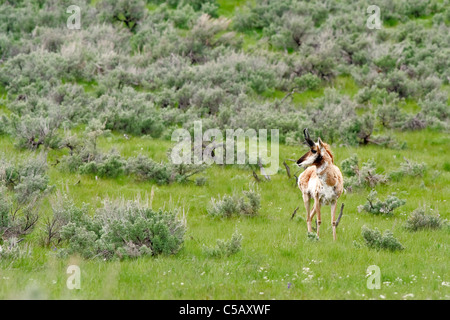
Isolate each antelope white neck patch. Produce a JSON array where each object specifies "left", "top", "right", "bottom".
[{"left": 316, "top": 161, "right": 328, "bottom": 174}]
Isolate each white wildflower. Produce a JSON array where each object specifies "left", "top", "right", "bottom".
[{"left": 402, "top": 293, "right": 414, "bottom": 299}]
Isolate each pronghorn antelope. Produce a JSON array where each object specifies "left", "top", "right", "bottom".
[{"left": 296, "top": 129, "right": 344, "bottom": 240}]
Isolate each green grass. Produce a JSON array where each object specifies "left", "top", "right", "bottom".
[
  {"left": 383, "top": 18, "right": 400, "bottom": 28},
  {"left": 238, "top": 28, "right": 264, "bottom": 51},
  {"left": 414, "top": 15, "right": 434, "bottom": 29},
  {"left": 332, "top": 75, "right": 359, "bottom": 98},
  {"left": 291, "top": 88, "right": 325, "bottom": 106},
  {"left": 217, "top": 0, "right": 247, "bottom": 17},
  {"left": 0, "top": 87, "right": 9, "bottom": 116},
  {"left": 146, "top": 3, "right": 159, "bottom": 11},
  {"left": 0, "top": 84, "right": 6, "bottom": 98},
  {"left": 442, "top": 84, "right": 450, "bottom": 101},
  {"left": 401, "top": 98, "right": 421, "bottom": 114},
  {"left": 1, "top": 128, "right": 449, "bottom": 299}
]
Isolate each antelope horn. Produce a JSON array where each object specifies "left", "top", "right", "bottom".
[{"left": 303, "top": 128, "right": 315, "bottom": 147}]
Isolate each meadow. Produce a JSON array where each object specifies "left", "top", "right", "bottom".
[{"left": 0, "top": 0, "right": 449, "bottom": 300}]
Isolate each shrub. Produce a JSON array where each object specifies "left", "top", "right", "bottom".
[
  {"left": 418, "top": 76, "right": 442, "bottom": 97},
  {"left": 389, "top": 158, "right": 426, "bottom": 181},
  {"left": 298, "top": 90, "right": 380, "bottom": 146},
  {"left": 294, "top": 73, "right": 321, "bottom": 91},
  {"left": 283, "top": 13, "right": 313, "bottom": 48},
  {"left": 432, "top": 13, "right": 445, "bottom": 26},
  {"left": 171, "top": 4, "right": 198, "bottom": 29},
  {"left": 0, "top": 51, "right": 66, "bottom": 94},
  {"left": 0, "top": 154, "right": 50, "bottom": 240},
  {"left": 96, "top": 68, "right": 142, "bottom": 91},
  {"left": 401, "top": 113, "right": 427, "bottom": 131},
  {"left": 188, "top": 13, "right": 231, "bottom": 48},
  {"left": 238, "top": 189, "right": 261, "bottom": 216},
  {"left": 89, "top": 88, "right": 165, "bottom": 137},
  {"left": 404, "top": 206, "right": 446, "bottom": 232},
  {"left": 367, "top": 134, "right": 407, "bottom": 150},
  {"left": 232, "top": 7, "right": 256, "bottom": 31},
  {"left": 207, "top": 188, "right": 261, "bottom": 218},
  {"left": 374, "top": 54, "right": 397, "bottom": 73},
  {"left": 355, "top": 87, "right": 400, "bottom": 105},
  {"left": 126, "top": 154, "right": 206, "bottom": 184},
  {"left": 41, "top": 192, "right": 89, "bottom": 247},
  {"left": 403, "top": 0, "right": 429, "bottom": 18},
  {"left": 340, "top": 154, "right": 359, "bottom": 177},
  {"left": 361, "top": 226, "right": 404, "bottom": 252},
  {"left": 418, "top": 89, "right": 450, "bottom": 130},
  {"left": 151, "top": 0, "right": 218, "bottom": 12},
  {"left": 4, "top": 82, "right": 90, "bottom": 134},
  {"left": 376, "top": 103, "right": 408, "bottom": 129},
  {"left": 59, "top": 198, "right": 186, "bottom": 260},
  {"left": 266, "top": 14, "right": 313, "bottom": 51},
  {"left": 0, "top": 237, "right": 32, "bottom": 260},
  {"left": 59, "top": 124, "right": 206, "bottom": 182},
  {"left": 195, "top": 176, "right": 207, "bottom": 186},
  {"left": 97, "top": 0, "right": 146, "bottom": 31},
  {"left": 79, "top": 152, "right": 126, "bottom": 178},
  {"left": 190, "top": 87, "right": 228, "bottom": 114},
  {"left": 207, "top": 194, "right": 238, "bottom": 218},
  {"left": 358, "top": 190, "right": 406, "bottom": 216},
  {"left": 125, "top": 155, "right": 172, "bottom": 184},
  {"left": 9, "top": 114, "right": 62, "bottom": 150},
  {"left": 0, "top": 153, "right": 50, "bottom": 205},
  {"left": 59, "top": 121, "right": 127, "bottom": 178},
  {"left": 202, "top": 229, "right": 243, "bottom": 257},
  {"left": 200, "top": 2, "right": 219, "bottom": 17},
  {"left": 374, "top": 70, "right": 416, "bottom": 98},
  {"left": 341, "top": 155, "right": 388, "bottom": 192}
]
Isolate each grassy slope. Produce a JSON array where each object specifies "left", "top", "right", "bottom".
[
  {"left": 1, "top": 128, "right": 449, "bottom": 299},
  {"left": 1, "top": 1, "right": 449, "bottom": 300}
]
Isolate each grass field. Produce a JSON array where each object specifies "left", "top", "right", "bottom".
[
  {"left": 0, "top": 128, "right": 449, "bottom": 299},
  {"left": 0, "top": 0, "right": 449, "bottom": 300}
]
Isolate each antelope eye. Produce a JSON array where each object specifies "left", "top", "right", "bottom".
[{"left": 311, "top": 149, "right": 317, "bottom": 154}]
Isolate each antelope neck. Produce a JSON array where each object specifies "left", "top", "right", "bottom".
[{"left": 315, "top": 159, "right": 330, "bottom": 175}]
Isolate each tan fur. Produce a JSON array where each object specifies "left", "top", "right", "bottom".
[
  {"left": 298, "top": 166, "right": 316, "bottom": 191},
  {"left": 320, "top": 142, "right": 334, "bottom": 164}
]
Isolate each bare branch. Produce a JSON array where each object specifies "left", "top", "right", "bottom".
[
  {"left": 290, "top": 206, "right": 299, "bottom": 220},
  {"left": 252, "top": 170, "right": 261, "bottom": 183},
  {"left": 336, "top": 203, "right": 344, "bottom": 227},
  {"left": 283, "top": 161, "right": 291, "bottom": 179}
]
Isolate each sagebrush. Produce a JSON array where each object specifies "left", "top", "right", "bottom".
[{"left": 49, "top": 196, "right": 187, "bottom": 260}]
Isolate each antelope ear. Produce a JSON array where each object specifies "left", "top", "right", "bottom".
[{"left": 317, "top": 137, "right": 324, "bottom": 149}]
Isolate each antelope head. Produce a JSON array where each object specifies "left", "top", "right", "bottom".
[{"left": 296, "top": 128, "right": 326, "bottom": 168}]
